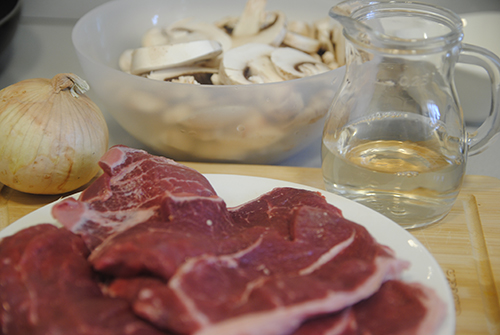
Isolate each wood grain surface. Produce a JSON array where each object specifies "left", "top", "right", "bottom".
[{"left": 1, "top": 163, "right": 499, "bottom": 335}]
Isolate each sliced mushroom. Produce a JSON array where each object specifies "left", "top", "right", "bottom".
[
  {"left": 331, "top": 20, "right": 345, "bottom": 66},
  {"left": 313, "top": 17, "right": 346, "bottom": 67},
  {"left": 283, "top": 31, "right": 321, "bottom": 54},
  {"left": 287, "top": 20, "right": 314, "bottom": 38},
  {"left": 165, "top": 27, "right": 208, "bottom": 45},
  {"left": 311, "top": 53, "right": 323, "bottom": 62},
  {"left": 246, "top": 56, "right": 284, "bottom": 83},
  {"left": 165, "top": 18, "right": 232, "bottom": 52},
  {"left": 270, "top": 47, "right": 331, "bottom": 80},
  {"left": 120, "top": 0, "right": 347, "bottom": 85},
  {"left": 231, "top": 11, "right": 287, "bottom": 48},
  {"left": 171, "top": 76, "right": 200, "bottom": 84},
  {"left": 321, "top": 51, "right": 340, "bottom": 70},
  {"left": 214, "top": 15, "right": 239, "bottom": 35},
  {"left": 219, "top": 43, "right": 282, "bottom": 85},
  {"left": 119, "top": 49, "right": 134, "bottom": 73},
  {"left": 130, "top": 40, "right": 223, "bottom": 75},
  {"left": 142, "top": 27, "right": 169, "bottom": 47},
  {"left": 314, "top": 18, "right": 335, "bottom": 55},
  {"left": 147, "top": 66, "right": 218, "bottom": 84},
  {"left": 231, "top": 0, "right": 267, "bottom": 37},
  {"left": 210, "top": 73, "right": 222, "bottom": 85}
]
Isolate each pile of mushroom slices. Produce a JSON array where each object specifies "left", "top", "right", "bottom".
[{"left": 118, "top": 0, "right": 346, "bottom": 85}]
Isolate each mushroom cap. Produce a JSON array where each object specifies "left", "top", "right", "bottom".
[
  {"left": 166, "top": 18, "right": 232, "bottom": 52},
  {"left": 283, "top": 31, "right": 321, "bottom": 54},
  {"left": 147, "top": 66, "right": 218, "bottom": 84},
  {"left": 219, "top": 43, "right": 277, "bottom": 85},
  {"left": 142, "top": 27, "right": 169, "bottom": 47},
  {"left": 231, "top": 11, "right": 287, "bottom": 48},
  {"left": 118, "top": 49, "right": 134, "bottom": 73},
  {"left": 270, "top": 47, "right": 331, "bottom": 80},
  {"left": 231, "top": 0, "right": 268, "bottom": 37},
  {"left": 130, "top": 40, "right": 223, "bottom": 75}
]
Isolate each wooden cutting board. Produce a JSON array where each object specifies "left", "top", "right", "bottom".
[{"left": 1, "top": 163, "right": 499, "bottom": 335}]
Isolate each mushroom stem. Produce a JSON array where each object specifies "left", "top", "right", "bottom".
[{"left": 232, "top": 0, "right": 268, "bottom": 37}]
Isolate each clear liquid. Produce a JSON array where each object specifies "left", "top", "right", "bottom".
[{"left": 322, "top": 113, "right": 466, "bottom": 229}]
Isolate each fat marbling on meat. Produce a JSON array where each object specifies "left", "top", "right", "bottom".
[
  {"left": 51, "top": 145, "right": 219, "bottom": 250},
  {"left": 89, "top": 187, "right": 342, "bottom": 280}
]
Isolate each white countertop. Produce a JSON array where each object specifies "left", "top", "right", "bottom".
[{"left": 1, "top": 0, "right": 500, "bottom": 179}]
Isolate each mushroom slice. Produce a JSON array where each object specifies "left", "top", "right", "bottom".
[
  {"left": 214, "top": 16, "right": 239, "bottom": 35},
  {"left": 321, "top": 51, "right": 340, "bottom": 70},
  {"left": 231, "top": 11, "right": 287, "bottom": 48},
  {"left": 165, "top": 18, "right": 232, "bottom": 52},
  {"left": 313, "top": 18, "right": 346, "bottom": 67},
  {"left": 119, "top": 49, "right": 134, "bottom": 73},
  {"left": 171, "top": 76, "right": 201, "bottom": 85},
  {"left": 271, "top": 47, "right": 331, "bottom": 80},
  {"left": 331, "top": 20, "right": 346, "bottom": 66},
  {"left": 142, "top": 27, "right": 169, "bottom": 47},
  {"left": 210, "top": 73, "right": 222, "bottom": 85},
  {"left": 130, "top": 40, "right": 223, "bottom": 75},
  {"left": 246, "top": 56, "right": 284, "bottom": 83},
  {"left": 314, "top": 17, "right": 335, "bottom": 54},
  {"left": 231, "top": 0, "right": 267, "bottom": 37},
  {"left": 147, "top": 67, "right": 218, "bottom": 84},
  {"left": 283, "top": 31, "right": 321, "bottom": 54},
  {"left": 219, "top": 43, "right": 279, "bottom": 85},
  {"left": 165, "top": 28, "right": 207, "bottom": 45},
  {"left": 287, "top": 20, "right": 314, "bottom": 38}
]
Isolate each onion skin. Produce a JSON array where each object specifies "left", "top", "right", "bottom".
[{"left": 0, "top": 73, "right": 109, "bottom": 195}]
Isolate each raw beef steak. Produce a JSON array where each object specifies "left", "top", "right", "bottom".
[
  {"left": 89, "top": 198, "right": 267, "bottom": 280},
  {"left": 229, "top": 186, "right": 343, "bottom": 236},
  {"left": 51, "top": 145, "right": 219, "bottom": 250},
  {"left": 0, "top": 224, "right": 165, "bottom": 335},
  {"left": 107, "top": 204, "right": 409, "bottom": 335},
  {"left": 292, "top": 280, "right": 447, "bottom": 335},
  {"left": 89, "top": 187, "right": 340, "bottom": 280}
]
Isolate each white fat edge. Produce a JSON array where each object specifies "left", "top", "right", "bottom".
[{"left": 298, "top": 231, "right": 355, "bottom": 275}]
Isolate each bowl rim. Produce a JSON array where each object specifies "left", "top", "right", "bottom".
[
  {"left": 0, "top": 0, "right": 22, "bottom": 26},
  {"left": 71, "top": 0, "right": 345, "bottom": 89}
]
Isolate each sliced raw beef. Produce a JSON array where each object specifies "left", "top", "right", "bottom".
[
  {"left": 0, "top": 224, "right": 166, "bottom": 335},
  {"left": 292, "top": 280, "right": 447, "bottom": 335},
  {"left": 229, "top": 186, "right": 343, "bottom": 236},
  {"left": 90, "top": 221, "right": 269, "bottom": 280},
  {"left": 108, "top": 204, "right": 409, "bottom": 335},
  {"left": 89, "top": 187, "right": 338, "bottom": 280},
  {"left": 51, "top": 145, "right": 219, "bottom": 250}
]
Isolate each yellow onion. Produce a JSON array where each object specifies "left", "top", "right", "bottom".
[{"left": 0, "top": 73, "right": 109, "bottom": 194}]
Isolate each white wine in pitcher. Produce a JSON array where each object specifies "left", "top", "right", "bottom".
[{"left": 322, "top": 113, "right": 466, "bottom": 228}]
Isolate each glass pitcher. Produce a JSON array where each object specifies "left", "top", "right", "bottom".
[{"left": 322, "top": 0, "right": 500, "bottom": 229}]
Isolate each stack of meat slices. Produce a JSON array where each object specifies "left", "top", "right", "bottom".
[{"left": 0, "top": 146, "right": 447, "bottom": 335}]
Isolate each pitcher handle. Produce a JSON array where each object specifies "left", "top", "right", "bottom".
[{"left": 458, "top": 43, "right": 500, "bottom": 156}]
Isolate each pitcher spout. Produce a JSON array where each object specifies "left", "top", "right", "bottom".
[
  {"left": 329, "top": 0, "right": 377, "bottom": 38},
  {"left": 329, "top": 0, "right": 463, "bottom": 53}
]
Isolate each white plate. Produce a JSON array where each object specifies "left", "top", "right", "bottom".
[{"left": 0, "top": 174, "right": 455, "bottom": 334}]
